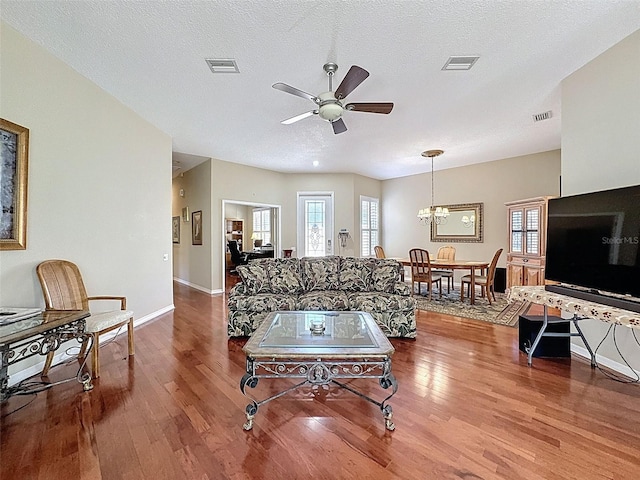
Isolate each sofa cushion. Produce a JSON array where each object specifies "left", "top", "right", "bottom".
[
  {"left": 338, "top": 257, "right": 373, "bottom": 291},
  {"left": 300, "top": 256, "right": 341, "bottom": 291},
  {"left": 236, "top": 260, "right": 271, "bottom": 294},
  {"left": 268, "top": 258, "right": 303, "bottom": 294},
  {"left": 297, "top": 291, "right": 349, "bottom": 311},
  {"left": 349, "top": 292, "right": 416, "bottom": 312},
  {"left": 370, "top": 259, "right": 402, "bottom": 293},
  {"left": 228, "top": 293, "right": 298, "bottom": 313}
]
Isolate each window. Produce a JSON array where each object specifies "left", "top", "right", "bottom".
[
  {"left": 361, "top": 196, "right": 379, "bottom": 257},
  {"left": 252, "top": 209, "right": 271, "bottom": 245}
]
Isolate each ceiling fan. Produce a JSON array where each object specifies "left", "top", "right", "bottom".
[{"left": 272, "top": 63, "right": 394, "bottom": 134}]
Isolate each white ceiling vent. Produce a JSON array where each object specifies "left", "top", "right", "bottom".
[
  {"left": 205, "top": 58, "right": 240, "bottom": 73},
  {"left": 442, "top": 56, "right": 480, "bottom": 71},
  {"left": 532, "top": 110, "right": 552, "bottom": 122}
]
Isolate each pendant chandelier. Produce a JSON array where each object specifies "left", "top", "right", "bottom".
[{"left": 417, "top": 149, "right": 449, "bottom": 225}]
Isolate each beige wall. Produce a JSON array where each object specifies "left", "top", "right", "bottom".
[
  {"left": 0, "top": 23, "right": 174, "bottom": 377},
  {"left": 172, "top": 165, "right": 384, "bottom": 291},
  {"left": 173, "top": 149, "right": 560, "bottom": 292},
  {"left": 172, "top": 160, "right": 212, "bottom": 292},
  {"left": 382, "top": 151, "right": 561, "bottom": 282},
  {"left": 211, "top": 160, "right": 286, "bottom": 291},
  {"left": 281, "top": 173, "right": 383, "bottom": 258},
  {"left": 561, "top": 30, "right": 640, "bottom": 373}
]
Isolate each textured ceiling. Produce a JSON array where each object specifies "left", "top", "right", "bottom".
[{"left": 2, "top": 1, "right": 639, "bottom": 179}]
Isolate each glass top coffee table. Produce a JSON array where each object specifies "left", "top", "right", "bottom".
[{"left": 240, "top": 311, "right": 397, "bottom": 431}]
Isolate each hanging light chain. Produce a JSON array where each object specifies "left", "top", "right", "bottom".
[{"left": 417, "top": 149, "right": 449, "bottom": 225}]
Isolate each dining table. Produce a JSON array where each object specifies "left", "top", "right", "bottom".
[{"left": 396, "top": 258, "right": 490, "bottom": 305}]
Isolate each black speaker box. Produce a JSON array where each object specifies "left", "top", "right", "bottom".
[
  {"left": 518, "top": 315, "right": 571, "bottom": 358},
  {"left": 494, "top": 267, "right": 506, "bottom": 293}
]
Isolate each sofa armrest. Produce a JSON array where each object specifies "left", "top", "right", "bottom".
[
  {"left": 393, "top": 282, "right": 411, "bottom": 296},
  {"left": 229, "top": 283, "right": 247, "bottom": 297}
]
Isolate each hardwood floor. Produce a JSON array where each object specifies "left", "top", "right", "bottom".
[{"left": 2, "top": 281, "right": 639, "bottom": 480}]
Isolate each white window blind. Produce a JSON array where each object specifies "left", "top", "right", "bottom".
[
  {"left": 252, "top": 209, "right": 271, "bottom": 245},
  {"left": 361, "top": 196, "right": 379, "bottom": 257}
]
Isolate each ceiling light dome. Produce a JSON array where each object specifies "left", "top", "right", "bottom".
[{"left": 317, "top": 92, "right": 343, "bottom": 121}]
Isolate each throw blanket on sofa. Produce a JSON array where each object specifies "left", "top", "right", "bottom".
[{"left": 227, "top": 256, "right": 416, "bottom": 338}]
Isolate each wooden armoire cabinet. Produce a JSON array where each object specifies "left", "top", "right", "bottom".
[{"left": 505, "top": 196, "right": 555, "bottom": 289}]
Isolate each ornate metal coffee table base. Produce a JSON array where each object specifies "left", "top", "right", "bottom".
[{"left": 240, "top": 357, "right": 398, "bottom": 431}]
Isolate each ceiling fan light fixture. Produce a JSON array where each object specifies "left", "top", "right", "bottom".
[
  {"left": 273, "top": 63, "right": 392, "bottom": 134},
  {"left": 317, "top": 92, "right": 343, "bottom": 121}
]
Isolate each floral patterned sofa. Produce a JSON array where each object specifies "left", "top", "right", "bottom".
[{"left": 227, "top": 256, "right": 416, "bottom": 338}]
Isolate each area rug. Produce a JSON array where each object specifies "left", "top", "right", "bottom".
[{"left": 414, "top": 291, "right": 529, "bottom": 327}]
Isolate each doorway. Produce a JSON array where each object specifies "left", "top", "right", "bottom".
[
  {"left": 296, "top": 192, "right": 334, "bottom": 257},
  {"left": 222, "top": 200, "right": 281, "bottom": 291}
]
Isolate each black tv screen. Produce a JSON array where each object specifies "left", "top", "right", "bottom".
[{"left": 546, "top": 184, "right": 640, "bottom": 299}]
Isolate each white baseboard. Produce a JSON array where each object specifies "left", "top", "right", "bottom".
[
  {"left": 7, "top": 304, "right": 175, "bottom": 386},
  {"left": 571, "top": 344, "right": 640, "bottom": 379},
  {"left": 173, "top": 277, "right": 223, "bottom": 295}
]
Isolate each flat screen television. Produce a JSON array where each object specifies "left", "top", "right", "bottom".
[{"left": 545, "top": 184, "right": 640, "bottom": 311}]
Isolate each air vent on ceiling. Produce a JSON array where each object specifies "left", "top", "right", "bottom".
[
  {"left": 532, "top": 110, "right": 553, "bottom": 122},
  {"left": 442, "top": 56, "right": 480, "bottom": 71},
  {"left": 172, "top": 160, "right": 181, "bottom": 171},
  {"left": 205, "top": 58, "right": 240, "bottom": 73}
]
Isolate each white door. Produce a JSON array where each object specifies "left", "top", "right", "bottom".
[{"left": 297, "top": 193, "right": 334, "bottom": 257}]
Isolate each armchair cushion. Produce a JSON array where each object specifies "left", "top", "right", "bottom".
[{"left": 85, "top": 310, "right": 134, "bottom": 333}]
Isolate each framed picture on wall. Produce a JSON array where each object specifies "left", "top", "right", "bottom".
[
  {"left": 182, "top": 206, "right": 189, "bottom": 222},
  {"left": 172, "top": 216, "right": 180, "bottom": 244},
  {"left": 192, "top": 210, "right": 202, "bottom": 245},
  {"left": 0, "top": 118, "right": 29, "bottom": 250}
]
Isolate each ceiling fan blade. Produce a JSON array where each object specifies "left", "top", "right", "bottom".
[
  {"left": 335, "top": 65, "right": 369, "bottom": 100},
  {"left": 345, "top": 102, "right": 394, "bottom": 114},
  {"left": 281, "top": 110, "right": 318, "bottom": 125},
  {"left": 331, "top": 118, "right": 347, "bottom": 134},
  {"left": 272, "top": 83, "right": 317, "bottom": 103}
]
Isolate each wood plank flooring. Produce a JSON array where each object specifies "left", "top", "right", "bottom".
[{"left": 2, "top": 281, "right": 639, "bottom": 480}]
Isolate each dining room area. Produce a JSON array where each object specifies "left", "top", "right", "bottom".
[{"left": 374, "top": 196, "right": 531, "bottom": 328}]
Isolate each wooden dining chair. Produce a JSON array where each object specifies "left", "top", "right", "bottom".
[
  {"left": 36, "top": 260, "right": 135, "bottom": 378},
  {"left": 409, "top": 248, "right": 442, "bottom": 300},
  {"left": 460, "top": 248, "right": 503, "bottom": 305},
  {"left": 374, "top": 245, "right": 386, "bottom": 258},
  {"left": 432, "top": 245, "right": 456, "bottom": 293}
]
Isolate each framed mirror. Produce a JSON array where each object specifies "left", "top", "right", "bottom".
[{"left": 430, "top": 203, "right": 483, "bottom": 243}]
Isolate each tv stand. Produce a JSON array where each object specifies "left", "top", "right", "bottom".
[
  {"left": 509, "top": 286, "right": 640, "bottom": 367},
  {"left": 545, "top": 284, "right": 640, "bottom": 314}
]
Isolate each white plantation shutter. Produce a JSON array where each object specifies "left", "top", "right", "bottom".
[
  {"left": 252, "top": 209, "right": 271, "bottom": 244},
  {"left": 361, "top": 196, "right": 379, "bottom": 257}
]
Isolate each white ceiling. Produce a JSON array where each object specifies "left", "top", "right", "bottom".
[{"left": 2, "top": 1, "right": 639, "bottom": 180}]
